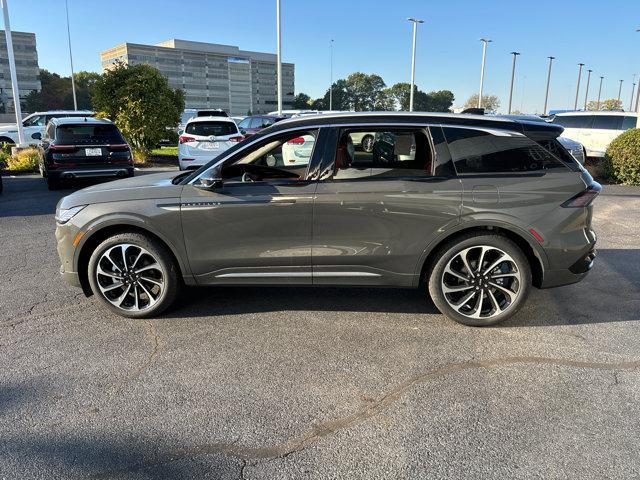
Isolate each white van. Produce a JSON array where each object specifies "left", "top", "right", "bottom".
[{"left": 551, "top": 111, "right": 637, "bottom": 158}]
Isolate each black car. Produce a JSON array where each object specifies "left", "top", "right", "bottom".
[{"left": 38, "top": 117, "right": 133, "bottom": 190}]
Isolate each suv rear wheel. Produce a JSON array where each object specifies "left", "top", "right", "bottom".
[
  {"left": 88, "top": 232, "right": 179, "bottom": 318},
  {"left": 428, "top": 233, "right": 531, "bottom": 326}
]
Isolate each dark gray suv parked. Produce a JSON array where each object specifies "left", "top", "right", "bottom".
[{"left": 55, "top": 112, "right": 599, "bottom": 326}]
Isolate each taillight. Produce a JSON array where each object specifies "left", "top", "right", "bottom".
[
  {"left": 49, "top": 144, "right": 76, "bottom": 152},
  {"left": 179, "top": 135, "right": 196, "bottom": 144},
  {"left": 561, "top": 182, "right": 602, "bottom": 208},
  {"left": 108, "top": 143, "right": 130, "bottom": 152},
  {"left": 287, "top": 137, "right": 305, "bottom": 145},
  {"left": 229, "top": 136, "right": 244, "bottom": 142}
]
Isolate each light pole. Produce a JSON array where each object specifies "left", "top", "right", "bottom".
[
  {"left": 329, "top": 39, "right": 333, "bottom": 111},
  {"left": 596, "top": 76, "right": 604, "bottom": 110},
  {"left": 617, "top": 79, "right": 624, "bottom": 104},
  {"left": 583, "top": 69, "right": 592, "bottom": 110},
  {"left": 631, "top": 74, "right": 637, "bottom": 111},
  {"left": 276, "top": 0, "right": 282, "bottom": 116},
  {"left": 543, "top": 56, "right": 555, "bottom": 115},
  {"left": 574, "top": 63, "right": 584, "bottom": 110},
  {"left": 407, "top": 18, "right": 424, "bottom": 112},
  {"left": 0, "top": 0, "right": 24, "bottom": 146},
  {"left": 477, "top": 38, "right": 492, "bottom": 109},
  {"left": 507, "top": 51, "right": 520, "bottom": 114},
  {"left": 636, "top": 29, "right": 640, "bottom": 125},
  {"left": 65, "top": 0, "right": 77, "bottom": 110}
]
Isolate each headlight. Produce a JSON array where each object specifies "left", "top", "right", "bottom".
[{"left": 55, "top": 205, "right": 86, "bottom": 224}]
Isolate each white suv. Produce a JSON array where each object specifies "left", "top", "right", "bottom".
[
  {"left": 551, "top": 111, "right": 638, "bottom": 158},
  {"left": 178, "top": 116, "right": 243, "bottom": 170},
  {"left": 0, "top": 110, "right": 94, "bottom": 145}
]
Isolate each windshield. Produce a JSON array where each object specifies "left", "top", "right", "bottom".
[{"left": 185, "top": 121, "right": 238, "bottom": 137}]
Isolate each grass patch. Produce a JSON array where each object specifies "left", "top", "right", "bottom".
[{"left": 151, "top": 146, "right": 178, "bottom": 157}]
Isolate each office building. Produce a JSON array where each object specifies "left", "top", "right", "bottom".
[{"left": 0, "top": 31, "right": 41, "bottom": 113}]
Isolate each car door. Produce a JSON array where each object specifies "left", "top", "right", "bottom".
[
  {"left": 22, "top": 114, "right": 46, "bottom": 145},
  {"left": 591, "top": 115, "right": 624, "bottom": 156},
  {"left": 311, "top": 125, "right": 462, "bottom": 287},
  {"left": 180, "top": 127, "right": 326, "bottom": 285}
]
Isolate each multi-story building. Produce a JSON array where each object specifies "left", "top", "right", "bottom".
[
  {"left": 100, "top": 39, "right": 294, "bottom": 116},
  {"left": 0, "top": 31, "right": 41, "bottom": 113}
]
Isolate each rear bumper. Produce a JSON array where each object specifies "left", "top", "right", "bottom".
[
  {"left": 48, "top": 166, "right": 133, "bottom": 180},
  {"left": 540, "top": 249, "right": 596, "bottom": 288}
]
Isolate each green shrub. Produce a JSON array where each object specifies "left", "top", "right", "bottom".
[
  {"left": 0, "top": 142, "right": 12, "bottom": 155},
  {"left": 605, "top": 128, "right": 640, "bottom": 185},
  {"left": 6, "top": 147, "right": 39, "bottom": 172},
  {"left": 0, "top": 150, "right": 9, "bottom": 170}
]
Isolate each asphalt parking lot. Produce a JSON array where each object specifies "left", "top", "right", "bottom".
[{"left": 1, "top": 171, "right": 640, "bottom": 479}]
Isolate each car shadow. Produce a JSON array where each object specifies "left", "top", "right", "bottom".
[{"left": 166, "top": 249, "right": 639, "bottom": 327}]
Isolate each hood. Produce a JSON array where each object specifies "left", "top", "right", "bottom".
[{"left": 58, "top": 170, "right": 184, "bottom": 209}]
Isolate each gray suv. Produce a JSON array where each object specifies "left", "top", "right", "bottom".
[{"left": 55, "top": 112, "right": 599, "bottom": 326}]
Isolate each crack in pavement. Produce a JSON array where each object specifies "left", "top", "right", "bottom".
[
  {"left": 110, "top": 320, "right": 161, "bottom": 395},
  {"left": 95, "top": 354, "right": 640, "bottom": 477}
]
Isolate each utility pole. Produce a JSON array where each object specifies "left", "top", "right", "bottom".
[
  {"left": 478, "top": 38, "right": 492, "bottom": 109},
  {"left": 596, "top": 76, "right": 604, "bottom": 110},
  {"left": 65, "top": 0, "right": 77, "bottom": 110},
  {"left": 574, "top": 63, "right": 584, "bottom": 110},
  {"left": 276, "top": 0, "right": 282, "bottom": 116},
  {"left": 543, "top": 56, "right": 555, "bottom": 115},
  {"left": 507, "top": 51, "right": 520, "bottom": 114},
  {"left": 583, "top": 69, "right": 592, "bottom": 110},
  {"left": 407, "top": 18, "right": 424, "bottom": 112},
  {"left": 631, "top": 74, "right": 637, "bottom": 111},
  {"left": 0, "top": 0, "right": 23, "bottom": 145},
  {"left": 329, "top": 39, "right": 333, "bottom": 111},
  {"left": 617, "top": 79, "right": 624, "bottom": 104}
]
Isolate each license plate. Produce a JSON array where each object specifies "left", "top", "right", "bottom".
[
  {"left": 200, "top": 142, "right": 220, "bottom": 150},
  {"left": 85, "top": 148, "right": 102, "bottom": 156}
]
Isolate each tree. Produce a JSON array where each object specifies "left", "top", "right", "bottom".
[
  {"left": 291, "top": 93, "right": 312, "bottom": 109},
  {"left": 385, "top": 82, "right": 412, "bottom": 110},
  {"left": 344, "top": 72, "right": 386, "bottom": 111},
  {"left": 422, "top": 90, "right": 455, "bottom": 112},
  {"left": 24, "top": 69, "right": 99, "bottom": 112},
  {"left": 464, "top": 94, "right": 500, "bottom": 112},
  {"left": 384, "top": 83, "right": 455, "bottom": 112},
  {"left": 92, "top": 62, "right": 184, "bottom": 161},
  {"left": 586, "top": 98, "right": 623, "bottom": 111}
]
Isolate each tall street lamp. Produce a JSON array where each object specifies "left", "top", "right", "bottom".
[
  {"left": 407, "top": 18, "right": 424, "bottom": 112},
  {"left": 630, "top": 74, "right": 637, "bottom": 111},
  {"left": 574, "top": 63, "right": 584, "bottom": 110},
  {"left": 507, "top": 51, "right": 520, "bottom": 114},
  {"left": 65, "top": 0, "right": 77, "bottom": 110},
  {"left": 477, "top": 38, "right": 492, "bottom": 109},
  {"left": 329, "top": 39, "right": 334, "bottom": 110},
  {"left": 617, "top": 79, "right": 624, "bottom": 103},
  {"left": 583, "top": 69, "right": 592, "bottom": 110},
  {"left": 276, "top": 0, "right": 282, "bottom": 116},
  {"left": 0, "top": 0, "right": 23, "bottom": 145},
  {"left": 543, "top": 56, "right": 555, "bottom": 115},
  {"left": 596, "top": 76, "right": 604, "bottom": 110}
]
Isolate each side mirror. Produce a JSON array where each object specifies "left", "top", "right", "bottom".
[
  {"left": 240, "top": 128, "right": 246, "bottom": 135},
  {"left": 196, "top": 164, "right": 223, "bottom": 190}
]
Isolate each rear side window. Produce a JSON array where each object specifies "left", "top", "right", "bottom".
[
  {"left": 552, "top": 115, "right": 594, "bottom": 129},
  {"left": 622, "top": 116, "right": 637, "bottom": 130},
  {"left": 55, "top": 124, "right": 124, "bottom": 144},
  {"left": 442, "top": 127, "right": 567, "bottom": 174},
  {"left": 185, "top": 121, "right": 238, "bottom": 136},
  {"left": 592, "top": 115, "right": 623, "bottom": 130}
]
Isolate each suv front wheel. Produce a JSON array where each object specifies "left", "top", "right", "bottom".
[
  {"left": 88, "top": 232, "right": 179, "bottom": 318},
  {"left": 428, "top": 233, "right": 531, "bottom": 326}
]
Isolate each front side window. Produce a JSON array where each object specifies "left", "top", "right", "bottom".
[
  {"left": 250, "top": 117, "right": 264, "bottom": 129},
  {"left": 592, "top": 115, "right": 623, "bottom": 130},
  {"left": 185, "top": 121, "right": 238, "bottom": 136},
  {"left": 216, "top": 129, "right": 318, "bottom": 183},
  {"left": 238, "top": 117, "right": 251, "bottom": 129},
  {"left": 442, "top": 127, "right": 567, "bottom": 174},
  {"left": 329, "top": 128, "right": 433, "bottom": 181},
  {"left": 23, "top": 115, "right": 45, "bottom": 127}
]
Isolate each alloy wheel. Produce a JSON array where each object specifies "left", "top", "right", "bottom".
[
  {"left": 95, "top": 243, "right": 165, "bottom": 312},
  {"left": 362, "top": 136, "right": 374, "bottom": 153},
  {"left": 441, "top": 245, "right": 521, "bottom": 320}
]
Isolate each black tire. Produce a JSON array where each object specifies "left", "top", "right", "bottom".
[
  {"left": 87, "top": 232, "right": 180, "bottom": 318},
  {"left": 427, "top": 233, "right": 531, "bottom": 327},
  {"left": 361, "top": 135, "right": 374, "bottom": 153},
  {"left": 47, "top": 177, "right": 60, "bottom": 190}
]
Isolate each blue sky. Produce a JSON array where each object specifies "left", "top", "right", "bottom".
[{"left": 7, "top": 0, "right": 640, "bottom": 113}]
